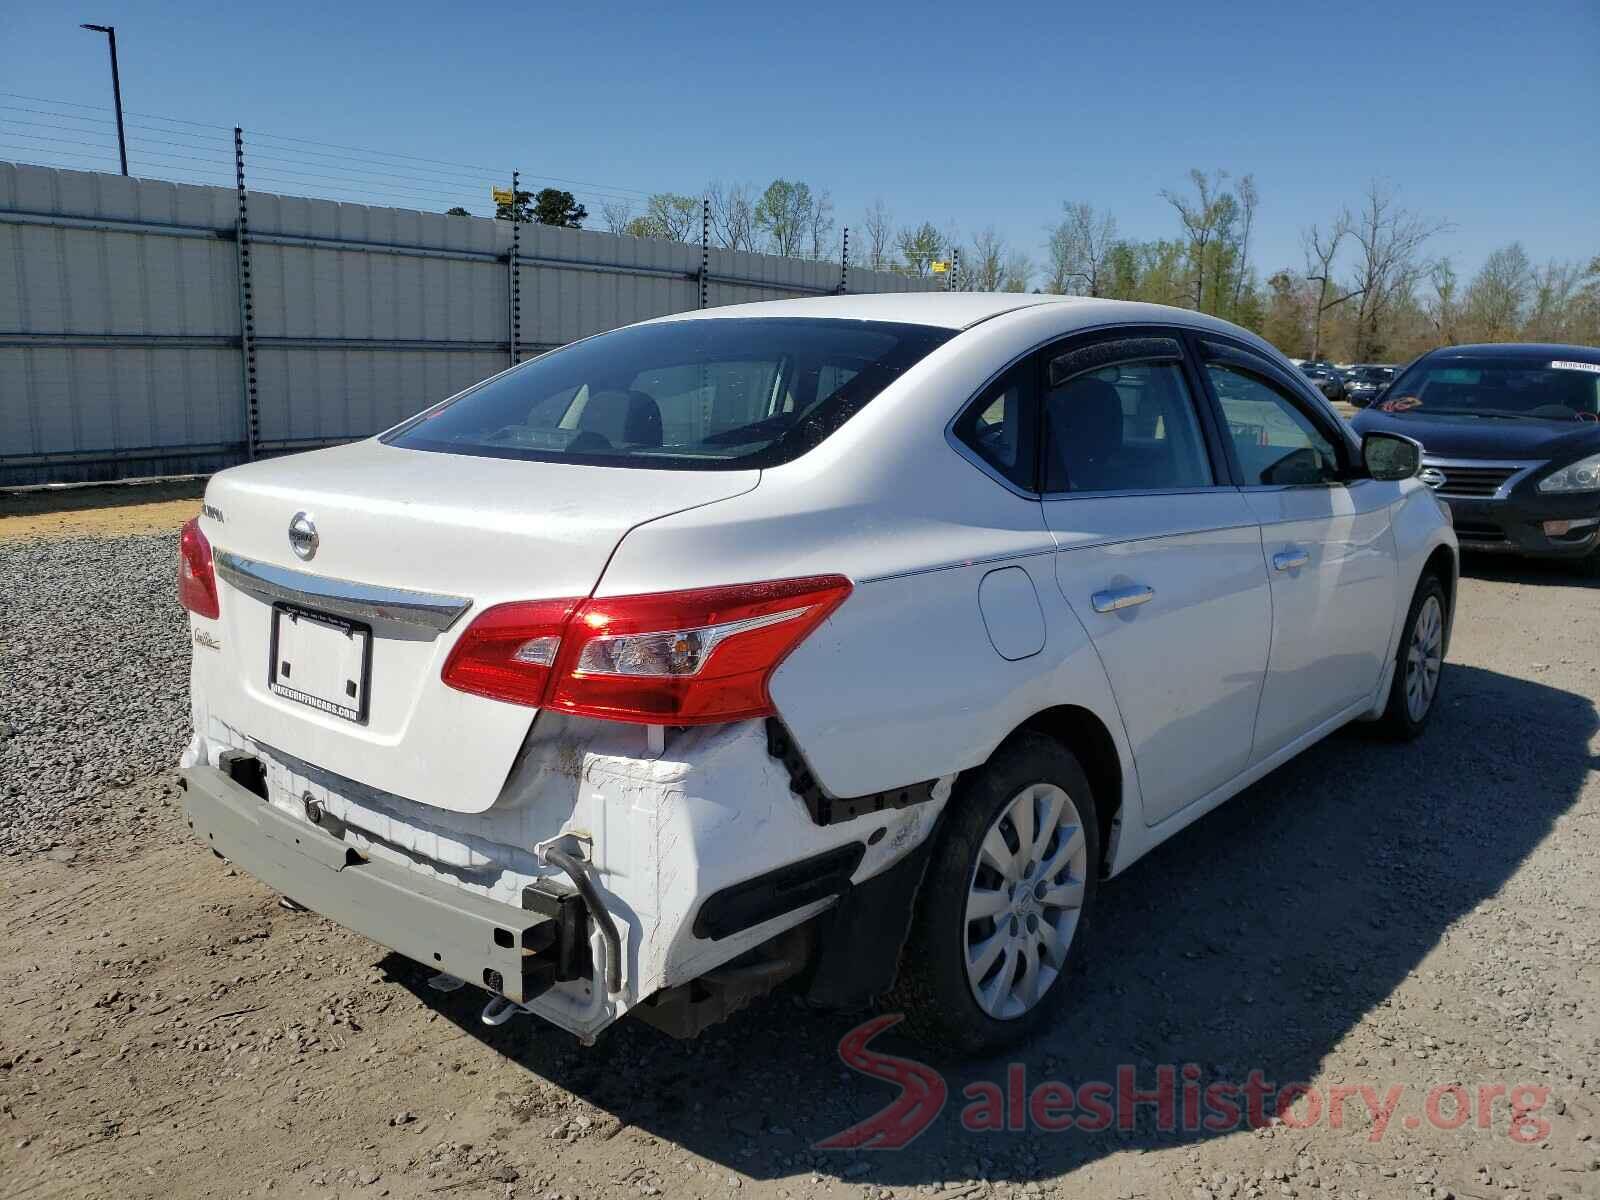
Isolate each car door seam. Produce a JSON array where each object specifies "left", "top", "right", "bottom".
[
  {"left": 1043, "top": 537, "right": 1146, "bottom": 833},
  {"left": 1244, "top": 525, "right": 1275, "bottom": 769}
]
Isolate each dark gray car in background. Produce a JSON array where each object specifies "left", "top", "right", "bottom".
[{"left": 1353, "top": 343, "right": 1600, "bottom": 572}]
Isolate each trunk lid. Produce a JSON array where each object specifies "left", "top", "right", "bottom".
[{"left": 197, "top": 438, "right": 758, "bottom": 813}]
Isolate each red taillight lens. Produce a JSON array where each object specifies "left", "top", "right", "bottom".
[
  {"left": 439, "top": 597, "right": 577, "bottom": 707},
  {"left": 554, "top": 576, "right": 853, "bottom": 724},
  {"left": 178, "top": 516, "right": 220, "bottom": 619},
  {"left": 441, "top": 576, "right": 852, "bottom": 725}
]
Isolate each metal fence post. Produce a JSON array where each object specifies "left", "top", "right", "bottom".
[
  {"left": 699, "top": 197, "right": 710, "bottom": 309},
  {"left": 508, "top": 169, "right": 521, "bottom": 366},
  {"left": 233, "top": 127, "right": 259, "bottom": 462},
  {"left": 837, "top": 226, "right": 849, "bottom": 295}
]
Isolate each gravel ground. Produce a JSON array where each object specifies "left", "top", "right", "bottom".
[
  {"left": 0, "top": 531, "right": 190, "bottom": 855},
  {"left": 1, "top": 519, "right": 1598, "bottom": 1200}
]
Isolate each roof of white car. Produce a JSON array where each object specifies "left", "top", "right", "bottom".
[{"left": 648, "top": 291, "right": 1089, "bottom": 330}]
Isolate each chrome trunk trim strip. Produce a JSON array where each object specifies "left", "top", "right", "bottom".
[{"left": 214, "top": 551, "right": 471, "bottom": 634}]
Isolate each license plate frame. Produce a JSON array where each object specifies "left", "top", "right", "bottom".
[{"left": 268, "top": 603, "right": 373, "bottom": 724}]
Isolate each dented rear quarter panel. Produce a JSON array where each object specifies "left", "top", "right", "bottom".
[{"left": 599, "top": 303, "right": 1145, "bottom": 830}]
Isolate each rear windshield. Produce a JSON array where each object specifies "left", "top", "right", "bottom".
[
  {"left": 384, "top": 317, "right": 954, "bottom": 469},
  {"left": 1380, "top": 357, "right": 1600, "bottom": 422}
]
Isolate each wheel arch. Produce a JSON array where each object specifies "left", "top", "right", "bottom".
[
  {"left": 1422, "top": 542, "right": 1458, "bottom": 651},
  {"left": 1006, "top": 704, "right": 1123, "bottom": 876}
]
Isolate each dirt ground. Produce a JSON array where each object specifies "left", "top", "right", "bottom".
[
  {"left": 2, "top": 502, "right": 1598, "bottom": 1200},
  {"left": 0, "top": 492, "right": 201, "bottom": 543}
]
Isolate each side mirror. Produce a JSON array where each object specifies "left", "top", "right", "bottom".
[{"left": 1362, "top": 431, "right": 1423, "bottom": 481}]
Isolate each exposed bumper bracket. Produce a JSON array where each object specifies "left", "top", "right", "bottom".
[
  {"left": 532, "top": 850, "right": 623, "bottom": 995},
  {"left": 179, "top": 762, "right": 560, "bottom": 1003},
  {"left": 764, "top": 718, "right": 936, "bottom": 825}
]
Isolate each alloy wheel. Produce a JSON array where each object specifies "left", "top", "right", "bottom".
[
  {"left": 963, "top": 782, "right": 1089, "bottom": 1020},
  {"left": 1405, "top": 594, "right": 1444, "bottom": 722}
]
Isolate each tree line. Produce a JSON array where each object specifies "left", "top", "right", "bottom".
[{"left": 471, "top": 175, "right": 1599, "bottom": 362}]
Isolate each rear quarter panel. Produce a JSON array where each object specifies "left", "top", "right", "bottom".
[
  {"left": 771, "top": 554, "right": 1135, "bottom": 803},
  {"left": 596, "top": 303, "right": 1145, "bottom": 814}
]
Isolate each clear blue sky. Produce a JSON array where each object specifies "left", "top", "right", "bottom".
[{"left": 3, "top": 0, "right": 1595, "bottom": 283}]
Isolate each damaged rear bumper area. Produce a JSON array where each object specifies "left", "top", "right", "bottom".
[
  {"left": 178, "top": 718, "right": 953, "bottom": 1043},
  {"left": 178, "top": 761, "right": 607, "bottom": 1009}
]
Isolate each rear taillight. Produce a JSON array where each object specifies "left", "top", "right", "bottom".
[
  {"left": 178, "top": 516, "right": 220, "bottom": 619},
  {"left": 439, "top": 597, "right": 577, "bottom": 708},
  {"left": 442, "top": 576, "right": 852, "bottom": 725}
]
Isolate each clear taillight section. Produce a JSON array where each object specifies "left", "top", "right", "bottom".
[
  {"left": 178, "top": 516, "right": 220, "bottom": 619},
  {"left": 442, "top": 576, "right": 852, "bottom": 725}
]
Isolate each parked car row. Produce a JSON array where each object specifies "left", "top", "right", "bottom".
[
  {"left": 1294, "top": 360, "right": 1398, "bottom": 406},
  {"left": 1341, "top": 365, "right": 1398, "bottom": 406}
]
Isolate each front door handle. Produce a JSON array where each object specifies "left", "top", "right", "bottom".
[
  {"left": 1273, "top": 549, "right": 1311, "bottom": 571},
  {"left": 1091, "top": 584, "right": 1154, "bottom": 613}
]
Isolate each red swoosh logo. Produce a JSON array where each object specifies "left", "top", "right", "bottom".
[{"left": 814, "top": 1014, "right": 947, "bottom": 1150}]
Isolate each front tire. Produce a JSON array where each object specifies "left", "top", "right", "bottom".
[
  {"left": 1377, "top": 573, "right": 1447, "bottom": 739},
  {"left": 887, "top": 733, "right": 1100, "bottom": 1056}
]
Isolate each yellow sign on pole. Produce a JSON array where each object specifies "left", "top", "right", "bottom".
[
  {"left": 491, "top": 186, "right": 514, "bottom": 205},
  {"left": 930, "top": 260, "right": 950, "bottom": 274}
]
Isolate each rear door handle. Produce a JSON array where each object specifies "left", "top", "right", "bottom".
[
  {"left": 1273, "top": 549, "right": 1310, "bottom": 571},
  {"left": 1091, "top": 585, "right": 1154, "bottom": 613}
]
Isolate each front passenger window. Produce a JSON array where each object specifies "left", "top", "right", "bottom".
[
  {"left": 1043, "top": 361, "right": 1213, "bottom": 493},
  {"left": 1206, "top": 364, "right": 1342, "bottom": 486}
]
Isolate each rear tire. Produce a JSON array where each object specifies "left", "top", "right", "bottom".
[
  {"left": 1376, "top": 573, "right": 1447, "bottom": 740},
  {"left": 887, "top": 733, "right": 1100, "bottom": 1057}
]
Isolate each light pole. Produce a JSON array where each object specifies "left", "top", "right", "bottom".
[{"left": 79, "top": 23, "right": 127, "bottom": 175}]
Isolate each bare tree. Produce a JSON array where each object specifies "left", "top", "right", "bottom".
[
  {"left": 1047, "top": 201, "right": 1119, "bottom": 295},
  {"left": 1161, "top": 169, "right": 1234, "bottom": 309},
  {"left": 1347, "top": 181, "right": 1450, "bottom": 361},
  {"left": 1302, "top": 214, "right": 1353, "bottom": 360},
  {"left": 600, "top": 199, "right": 634, "bottom": 235},
  {"left": 807, "top": 188, "right": 836, "bottom": 260},
  {"left": 1044, "top": 217, "right": 1084, "bottom": 295},
  {"left": 1230, "top": 175, "right": 1259, "bottom": 312},
  {"left": 1428, "top": 259, "right": 1460, "bottom": 344},
  {"left": 1463, "top": 242, "right": 1533, "bottom": 340},
  {"left": 1526, "top": 257, "right": 1596, "bottom": 342},
  {"left": 1002, "top": 250, "right": 1033, "bottom": 293},
  {"left": 706, "top": 181, "right": 756, "bottom": 252},
  {"left": 969, "top": 227, "right": 1009, "bottom": 291},
  {"left": 863, "top": 198, "right": 894, "bottom": 270}
]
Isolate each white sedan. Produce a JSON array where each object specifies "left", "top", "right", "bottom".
[{"left": 176, "top": 293, "right": 1455, "bottom": 1054}]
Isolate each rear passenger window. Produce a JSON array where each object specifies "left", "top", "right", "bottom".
[
  {"left": 953, "top": 366, "right": 1036, "bottom": 490},
  {"left": 1206, "top": 365, "right": 1343, "bottom": 486},
  {"left": 1043, "top": 360, "right": 1213, "bottom": 493}
]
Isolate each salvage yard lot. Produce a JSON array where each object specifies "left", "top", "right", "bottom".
[{"left": 2, "top": 500, "right": 1597, "bottom": 1200}]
